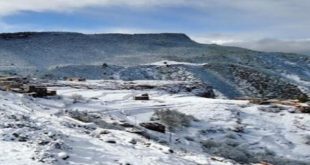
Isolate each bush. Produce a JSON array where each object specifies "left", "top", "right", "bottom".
[
  {"left": 201, "top": 139, "right": 308, "bottom": 165},
  {"left": 201, "top": 139, "right": 252, "bottom": 163},
  {"left": 68, "top": 110, "right": 93, "bottom": 123},
  {"left": 67, "top": 110, "right": 123, "bottom": 130},
  {"left": 298, "top": 94, "right": 309, "bottom": 103},
  {"left": 304, "top": 135, "right": 310, "bottom": 145},
  {"left": 70, "top": 94, "right": 83, "bottom": 103},
  {"left": 151, "top": 109, "right": 195, "bottom": 131},
  {"left": 102, "top": 63, "right": 108, "bottom": 68}
]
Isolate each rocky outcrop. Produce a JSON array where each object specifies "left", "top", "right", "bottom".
[
  {"left": 205, "top": 64, "right": 306, "bottom": 99},
  {"left": 140, "top": 122, "right": 166, "bottom": 133}
]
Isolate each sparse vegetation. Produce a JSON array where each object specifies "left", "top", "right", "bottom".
[
  {"left": 298, "top": 94, "right": 309, "bottom": 103},
  {"left": 102, "top": 63, "right": 108, "bottom": 68},
  {"left": 67, "top": 110, "right": 123, "bottom": 130},
  {"left": 68, "top": 110, "right": 94, "bottom": 123},
  {"left": 151, "top": 109, "right": 195, "bottom": 131},
  {"left": 304, "top": 135, "right": 310, "bottom": 145},
  {"left": 70, "top": 94, "right": 84, "bottom": 103},
  {"left": 201, "top": 139, "right": 308, "bottom": 165}
]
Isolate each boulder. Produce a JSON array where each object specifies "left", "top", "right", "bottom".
[
  {"left": 298, "top": 106, "right": 310, "bottom": 113},
  {"left": 140, "top": 122, "right": 166, "bottom": 133}
]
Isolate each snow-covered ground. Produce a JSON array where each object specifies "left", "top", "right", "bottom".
[
  {"left": 0, "top": 80, "right": 309, "bottom": 165},
  {"left": 281, "top": 73, "right": 310, "bottom": 93},
  {"left": 146, "top": 60, "right": 208, "bottom": 66}
]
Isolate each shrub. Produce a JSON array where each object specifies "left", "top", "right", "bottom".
[
  {"left": 298, "top": 94, "right": 309, "bottom": 103},
  {"left": 201, "top": 139, "right": 308, "bottom": 165},
  {"left": 68, "top": 110, "right": 93, "bottom": 123},
  {"left": 102, "top": 63, "right": 108, "bottom": 68},
  {"left": 151, "top": 109, "right": 195, "bottom": 131},
  {"left": 304, "top": 135, "right": 310, "bottom": 145},
  {"left": 201, "top": 139, "right": 252, "bottom": 163},
  {"left": 200, "top": 139, "right": 219, "bottom": 148},
  {"left": 67, "top": 110, "right": 123, "bottom": 130},
  {"left": 70, "top": 94, "right": 83, "bottom": 103}
]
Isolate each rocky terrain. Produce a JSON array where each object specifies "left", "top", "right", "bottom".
[
  {"left": 0, "top": 32, "right": 309, "bottom": 165},
  {"left": 1, "top": 32, "right": 308, "bottom": 99},
  {"left": 42, "top": 61, "right": 307, "bottom": 100},
  {"left": 0, "top": 79, "right": 309, "bottom": 165}
]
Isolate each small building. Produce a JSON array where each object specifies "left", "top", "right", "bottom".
[
  {"left": 23, "top": 84, "right": 56, "bottom": 97},
  {"left": 134, "top": 93, "right": 150, "bottom": 100},
  {"left": 23, "top": 84, "right": 47, "bottom": 92},
  {"left": 65, "top": 77, "right": 86, "bottom": 82},
  {"left": 0, "top": 76, "right": 56, "bottom": 97}
]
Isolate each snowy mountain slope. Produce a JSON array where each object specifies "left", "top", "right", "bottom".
[
  {"left": 0, "top": 32, "right": 309, "bottom": 72},
  {"left": 44, "top": 61, "right": 307, "bottom": 99},
  {"left": 0, "top": 32, "right": 197, "bottom": 69},
  {"left": 1, "top": 80, "right": 309, "bottom": 165},
  {"left": 0, "top": 32, "right": 308, "bottom": 98},
  {"left": 0, "top": 81, "right": 234, "bottom": 165}
]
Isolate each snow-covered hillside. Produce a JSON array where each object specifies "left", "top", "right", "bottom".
[
  {"left": 0, "top": 32, "right": 309, "bottom": 99},
  {"left": 0, "top": 32, "right": 309, "bottom": 76},
  {"left": 1, "top": 80, "right": 309, "bottom": 165},
  {"left": 44, "top": 61, "right": 308, "bottom": 100}
]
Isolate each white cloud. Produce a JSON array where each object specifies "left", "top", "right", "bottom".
[
  {"left": 1, "top": 0, "right": 310, "bottom": 18},
  {"left": 98, "top": 27, "right": 155, "bottom": 34},
  {"left": 0, "top": 20, "right": 20, "bottom": 31},
  {"left": 0, "top": 0, "right": 189, "bottom": 16},
  {"left": 224, "top": 38, "right": 310, "bottom": 55},
  {"left": 192, "top": 34, "right": 310, "bottom": 55},
  {"left": 191, "top": 32, "right": 264, "bottom": 44},
  {"left": 192, "top": 34, "right": 245, "bottom": 45},
  {"left": 61, "top": 27, "right": 158, "bottom": 34},
  {"left": 2, "top": 0, "right": 310, "bottom": 36}
]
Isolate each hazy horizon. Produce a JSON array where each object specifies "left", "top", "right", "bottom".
[{"left": 1, "top": 0, "right": 310, "bottom": 54}]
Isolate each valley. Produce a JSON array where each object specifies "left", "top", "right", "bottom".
[
  {"left": 0, "top": 32, "right": 309, "bottom": 165},
  {"left": 0, "top": 79, "right": 309, "bottom": 165}
]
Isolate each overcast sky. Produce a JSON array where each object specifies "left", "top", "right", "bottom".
[{"left": 0, "top": 0, "right": 310, "bottom": 54}]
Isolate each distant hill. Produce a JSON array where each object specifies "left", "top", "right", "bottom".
[{"left": 0, "top": 32, "right": 309, "bottom": 99}]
